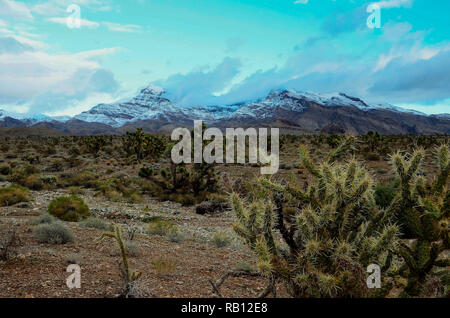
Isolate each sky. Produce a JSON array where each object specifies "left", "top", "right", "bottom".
[{"left": 0, "top": 0, "right": 449, "bottom": 117}]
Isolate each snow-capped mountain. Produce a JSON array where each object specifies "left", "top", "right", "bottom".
[
  {"left": 74, "top": 84, "right": 240, "bottom": 127},
  {"left": 1, "top": 86, "right": 449, "bottom": 135}
]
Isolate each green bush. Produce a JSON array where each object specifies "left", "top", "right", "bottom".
[
  {"left": 23, "top": 174, "right": 45, "bottom": 190},
  {"left": 211, "top": 231, "right": 232, "bottom": 248},
  {"left": 34, "top": 222, "right": 74, "bottom": 244},
  {"left": 374, "top": 179, "right": 400, "bottom": 209},
  {"left": 80, "top": 217, "right": 113, "bottom": 231},
  {"left": 147, "top": 218, "right": 178, "bottom": 236},
  {"left": 0, "top": 185, "right": 30, "bottom": 207},
  {"left": 138, "top": 167, "right": 155, "bottom": 179},
  {"left": 29, "top": 214, "right": 57, "bottom": 225},
  {"left": 0, "top": 165, "right": 11, "bottom": 175},
  {"left": 48, "top": 195, "right": 90, "bottom": 222}
]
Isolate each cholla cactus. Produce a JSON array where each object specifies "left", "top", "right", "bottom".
[
  {"left": 231, "top": 140, "right": 399, "bottom": 298},
  {"left": 388, "top": 145, "right": 449, "bottom": 297},
  {"left": 98, "top": 224, "right": 141, "bottom": 297}
]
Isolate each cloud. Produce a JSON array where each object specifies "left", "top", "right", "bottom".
[
  {"left": 47, "top": 17, "right": 99, "bottom": 28},
  {"left": 154, "top": 57, "right": 242, "bottom": 106},
  {"left": 370, "top": 0, "right": 413, "bottom": 9},
  {"left": 369, "top": 49, "right": 450, "bottom": 102},
  {"left": 0, "top": 36, "right": 34, "bottom": 54},
  {"left": 225, "top": 37, "right": 247, "bottom": 53},
  {"left": 0, "top": 36, "right": 121, "bottom": 115},
  {"left": 152, "top": 19, "right": 449, "bottom": 112},
  {"left": 0, "top": 0, "right": 33, "bottom": 20},
  {"left": 294, "top": 0, "right": 309, "bottom": 4},
  {"left": 103, "top": 22, "right": 142, "bottom": 33}
]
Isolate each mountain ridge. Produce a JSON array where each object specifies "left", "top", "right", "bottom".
[{"left": 1, "top": 86, "right": 449, "bottom": 135}]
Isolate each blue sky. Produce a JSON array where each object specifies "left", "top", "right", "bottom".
[{"left": 0, "top": 0, "right": 449, "bottom": 116}]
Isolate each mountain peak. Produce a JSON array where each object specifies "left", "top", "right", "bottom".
[{"left": 140, "top": 84, "right": 165, "bottom": 96}]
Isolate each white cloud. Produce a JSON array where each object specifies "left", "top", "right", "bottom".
[
  {"left": 294, "top": 0, "right": 309, "bottom": 4},
  {"left": 0, "top": 0, "right": 33, "bottom": 20},
  {"left": 370, "top": 0, "right": 413, "bottom": 9},
  {"left": 47, "top": 17, "right": 99, "bottom": 28},
  {"left": 103, "top": 22, "right": 142, "bottom": 33}
]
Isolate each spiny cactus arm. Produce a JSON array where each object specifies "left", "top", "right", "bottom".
[
  {"left": 260, "top": 178, "right": 309, "bottom": 203},
  {"left": 231, "top": 193, "right": 246, "bottom": 225},
  {"left": 443, "top": 191, "right": 450, "bottom": 218},
  {"left": 344, "top": 160, "right": 357, "bottom": 189},
  {"left": 373, "top": 225, "right": 400, "bottom": 257},
  {"left": 396, "top": 242, "right": 417, "bottom": 272},
  {"left": 392, "top": 152, "right": 407, "bottom": 182},
  {"left": 327, "top": 137, "right": 354, "bottom": 165},
  {"left": 263, "top": 203, "right": 277, "bottom": 254},
  {"left": 417, "top": 241, "right": 447, "bottom": 279},
  {"left": 273, "top": 194, "right": 298, "bottom": 254},
  {"left": 405, "top": 149, "right": 424, "bottom": 180},
  {"left": 299, "top": 146, "right": 321, "bottom": 178},
  {"left": 433, "top": 147, "right": 450, "bottom": 194},
  {"left": 345, "top": 178, "right": 370, "bottom": 205}
]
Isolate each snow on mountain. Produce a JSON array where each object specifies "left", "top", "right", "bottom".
[
  {"left": 0, "top": 109, "right": 70, "bottom": 124},
  {"left": 74, "top": 85, "right": 241, "bottom": 127},
  {"left": 2, "top": 87, "right": 448, "bottom": 129}
]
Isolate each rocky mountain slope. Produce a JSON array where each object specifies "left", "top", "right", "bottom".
[{"left": 1, "top": 86, "right": 449, "bottom": 135}]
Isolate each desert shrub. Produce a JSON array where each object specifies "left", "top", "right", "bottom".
[
  {"left": 0, "top": 165, "right": 11, "bottom": 175},
  {"left": 42, "top": 146, "right": 56, "bottom": 156},
  {"left": 211, "top": 231, "right": 232, "bottom": 248},
  {"left": 233, "top": 262, "right": 255, "bottom": 273},
  {"left": 95, "top": 177, "right": 143, "bottom": 203},
  {"left": 29, "top": 214, "right": 57, "bottom": 225},
  {"left": 64, "top": 171, "right": 98, "bottom": 188},
  {"left": 138, "top": 167, "right": 155, "bottom": 178},
  {"left": 374, "top": 179, "right": 400, "bottom": 209},
  {"left": 7, "top": 165, "right": 40, "bottom": 184},
  {"left": 34, "top": 222, "right": 74, "bottom": 244},
  {"left": 124, "top": 241, "right": 140, "bottom": 257},
  {"left": 23, "top": 174, "right": 45, "bottom": 190},
  {"left": 147, "top": 218, "right": 178, "bottom": 236},
  {"left": 0, "top": 185, "right": 30, "bottom": 207},
  {"left": 151, "top": 258, "right": 177, "bottom": 276},
  {"left": 23, "top": 154, "right": 40, "bottom": 164},
  {"left": 40, "top": 175, "right": 57, "bottom": 186},
  {"left": 67, "top": 186, "right": 85, "bottom": 195},
  {"left": 80, "top": 217, "right": 113, "bottom": 231},
  {"left": 48, "top": 195, "right": 90, "bottom": 222},
  {"left": 167, "top": 230, "right": 185, "bottom": 243},
  {"left": 0, "top": 228, "right": 19, "bottom": 261}
]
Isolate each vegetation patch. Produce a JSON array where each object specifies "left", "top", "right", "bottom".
[{"left": 48, "top": 195, "right": 90, "bottom": 222}]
